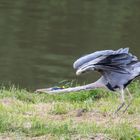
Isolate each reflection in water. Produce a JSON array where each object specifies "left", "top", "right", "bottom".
[{"left": 0, "top": 0, "right": 140, "bottom": 90}]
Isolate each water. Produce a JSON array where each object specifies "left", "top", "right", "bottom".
[{"left": 0, "top": 0, "right": 140, "bottom": 90}]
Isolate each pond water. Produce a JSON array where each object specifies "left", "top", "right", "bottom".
[{"left": 0, "top": 0, "right": 140, "bottom": 90}]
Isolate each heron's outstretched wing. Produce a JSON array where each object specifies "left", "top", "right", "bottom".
[
  {"left": 73, "top": 48, "right": 138, "bottom": 74},
  {"left": 94, "top": 65, "right": 130, "bottom": 74},
  {"left": 84, "top": 53, "right": 137, "bottom": 74},
  {"left": 96, "top": 53, "right": 137, "bottom": 66},
  {"left": 73, "top": 48, "right": 131, "bottom": 70},
  {"left": 73, "top": 50, "right": 114, "bottom": 69}
]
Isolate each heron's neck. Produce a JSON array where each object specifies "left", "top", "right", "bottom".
[
  {"left": 36, "top": 77, "right": 106, "bottom": 94},
  {"left": 83, "top": 79, "right": 105, "bottom": 89}
]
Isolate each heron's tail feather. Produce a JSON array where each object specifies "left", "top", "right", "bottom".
[
  {"left": 114, "top": 48, "right": 129, "bottom": 54},
  {"left": 132, "top": 62, "right": 140, "bottom": 74}
]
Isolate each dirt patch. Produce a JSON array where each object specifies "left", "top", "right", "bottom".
[
  {"left": 33, "top": 103, "right": 140, "bottom": 128},
  {"left": 0, "top": 134, "right": 55, "bottom": 140},
  {"left": 34, "top": 103, "right": 72, "bottom": 121},
  {"left": 26, "top": 135, "right": 55, "bottom": 140},
  {"left": 34, "top": 103, "right": 54, "bottom": 119},
  {"left": 70, "top": 133, "right": 112, "bottom": 140},
  {"left": 135, "top": 125, "right": 140, "bottom": 131},
  {"left": 0, "top": 98, "right": 18, "bottom": 106},
  {"left": 92, "top": 133, "right": 112, "bottom": 140},
  {"left": 69, "top": 110, "right": 110, "bottom": 126}
]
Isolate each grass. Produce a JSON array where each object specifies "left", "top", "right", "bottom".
[{"left": 0, "top": 82, "right": 139, "bottom": 139}]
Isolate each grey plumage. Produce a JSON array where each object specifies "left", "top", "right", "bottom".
[
  {"left": 74, "top": 48, "right": 139, "bottom": 90},
  {"left": 73, "top": 48, "right": 140, "bottom": 113},
  {"left": 73, "top": 48, "right": 132, "bottom": 69},
  {"left": 36, "top": 48, "right": 139, "bottom": 113}
]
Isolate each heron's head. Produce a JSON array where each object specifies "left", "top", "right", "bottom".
[
  {"left": 73, "top": 52, "right": 97, "bottom": 76},
  {"left": 75, "top": 64, "right": 95, "bottom": 76}
]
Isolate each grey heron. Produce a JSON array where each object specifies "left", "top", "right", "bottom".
[{"left": 36, "top": 48, "right": 140, "bottom": 113}]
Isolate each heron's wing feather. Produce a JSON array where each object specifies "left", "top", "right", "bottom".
[
  {"left": 78, "top": 54, "right": 132, "bottom": 74},
  {"left": 97, "top": 53, "right": 134, "bottom": 66},
  {"left": 93, "top": 53, "right": 137, "bottom": 74},
  {"left": 73, "top": 50, "right": 114, "bottom": 69},
  {"left": 73, "top": 48, "right": 130, "bottom": 70},
  {"left": 84, "top": 56, "right": 107, "bottom": 66},
  {"left": 113, "top": 48, "right": 129, "bottom": 54},
  {"left": 94, "top": 65, "right": 130, "bottom": 74},
  {"left": 84, "top": 53, "right": 135, "bottom": 68}
]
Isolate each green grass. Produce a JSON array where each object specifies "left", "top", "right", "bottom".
[{"left": 0, "top": 82, "right": 140, "bottom": 139}]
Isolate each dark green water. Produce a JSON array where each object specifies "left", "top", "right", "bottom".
[{"left": 0, "top": 0, "right": 140, "bottom": 90}]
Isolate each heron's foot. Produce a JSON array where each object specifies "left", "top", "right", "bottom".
[
  {"left": 122, "top": 101, "right": 132, "bottom": 113},
  {"left": 114, "top": 102, "right": 125, "bottom": 115}
]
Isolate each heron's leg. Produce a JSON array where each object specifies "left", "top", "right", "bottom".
[
  {"left": 114, "top": 88, "right": 125, "bottom": 114},
  {"left": 123, "top": 88, "right": 132, "bottom": 113},
  {"left": 126, "top": 88, "right": 132, "bottom": 100}
]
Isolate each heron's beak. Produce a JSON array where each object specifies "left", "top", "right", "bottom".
[
  {"left": 76, "top": 65, "right": 94, "bottom": 76},
  {"left": 76, "top": 69, "right": 83, "bottom": 75}
]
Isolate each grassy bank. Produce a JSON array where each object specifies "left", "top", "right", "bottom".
[{"left": 0, "top": 82, "right": 140, "bottom": 140}]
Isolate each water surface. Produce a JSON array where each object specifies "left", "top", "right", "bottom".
[{"left": 0, "top": 0, "right": 140, "bottom": 90}]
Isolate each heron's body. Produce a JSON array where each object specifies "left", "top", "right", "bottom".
[
  {"left": 101, "top": 62, "right": 140, "bottom": 91},
  {"left": 36, "top": 48, "right": 139, "bottom": 113},
  {"left": 73, "top": 48, "right": 140, "bottom": 113}
]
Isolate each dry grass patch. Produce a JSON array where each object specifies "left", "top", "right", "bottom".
[{"left": 0, "top": 82, "right": 139, "bottom": 139}]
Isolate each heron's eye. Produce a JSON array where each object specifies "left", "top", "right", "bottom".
[{"left": 82, "top": 71, "right": 86, "bottom": 74}]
